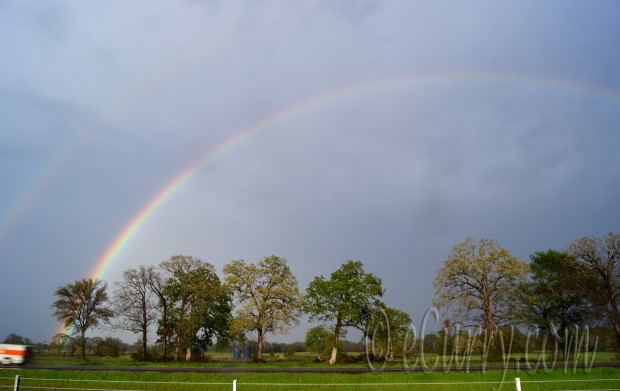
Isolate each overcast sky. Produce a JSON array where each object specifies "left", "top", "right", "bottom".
[{"left": 1, "top": 0, "right": 619, "bottom": 345}]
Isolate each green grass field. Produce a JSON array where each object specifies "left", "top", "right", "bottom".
[
  {"left": 2, "top": 350, "right": 616, "bottom": 391},
  {"left": 2, "top": 367, "right": 620, "bottom": 391},
  {"left": 29, "top": 349, "right": 617, "bottom": 369},
  {"left": 2, "top": 354, "right": 620, "bottom": 391}
]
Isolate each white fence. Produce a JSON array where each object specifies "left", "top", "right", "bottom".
[{"left": 3, "top": 375, "right": 620, "bottom": 391}]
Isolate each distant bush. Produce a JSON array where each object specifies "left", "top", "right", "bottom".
[{"left": 3, "top": 333, "right": 33, "bottom": 345}]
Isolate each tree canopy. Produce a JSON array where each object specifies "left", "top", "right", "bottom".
[
  {"left": 51, "top": 278, "right": 113, "bottom": 359},
  {"left": 43, "top": 233, "right": 620, "bottom": 363},
  {"left": 567, "top": 232, "right": 620, "bottom": 347},
  {"left": 2, "top": 333, "right": 33, "bottom": 345},
  {"left": 160, "top": 255, "right": 232, "bottom": 361},
  {"left": 367, "top": 306, "right": 413, "bottom": 359},
  {"left": 112, "top": 265, "right": 158, "bottom": 360},
  {"left": 305, "top": 260, "right": 384, "bottom": 364},
  {"left": 522, "top": 250, "right": 591, "bottom": 339},
  {"left": 223, "top": 255, "right": 304, "bottom": 361},
  {"left": 433, "top": 237, "right": 529, "bottom": 348},
  {"left": 304, "top": 325, "right": 333, "bottom": 360}
]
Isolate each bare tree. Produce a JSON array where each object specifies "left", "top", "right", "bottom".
[
  {"left": 567, "top": 232, "right": 620, "bottom": 347},
  {"left": 112, "top": 265, "right": 157, "bottom": 360}
]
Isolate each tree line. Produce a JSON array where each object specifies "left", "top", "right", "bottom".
[
  {"left": 49, "top": 256, "right": 392, "bottom": 362},
  {"left": 46, "top": 232, "right": 619, "bottom": 363},
  {"left": 433, "top": 232, "right": 620, "bottom": 355},
  {"left": 1, "top": 333, "right": 131, "bottom": 358}
]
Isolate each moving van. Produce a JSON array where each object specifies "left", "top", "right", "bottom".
[{"left": 0, "top": 344, "right": 33, "bottom": 365}]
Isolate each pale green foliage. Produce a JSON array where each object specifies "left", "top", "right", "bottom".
[
  {"left": 51, "top": 278, "right": 113, "bottom": 360},
  {"left": 223, "top": 255, "right": 304, "bottom": 360},
  {"left": 432, "top": 237, "right": 529, "bottom": 345}
]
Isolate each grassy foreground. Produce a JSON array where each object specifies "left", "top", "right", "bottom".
[
  {"left": 1, "top": 367, "right": 620, "bottom": 391},
  {"left": 30, "top": 350, "right": 619, "bottom": 368}
]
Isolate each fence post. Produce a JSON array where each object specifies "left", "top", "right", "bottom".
[
  {"left": 232, "top": 379, "right": 237, "bottom": 391},
  {"left": 515, "top": 377, "right": 521, "bottom": 391},
  {"left": 13, "top": 375, "right": 20, "bottom": 391}
]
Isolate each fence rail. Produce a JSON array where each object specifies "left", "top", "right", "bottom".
[{"left": 4, "top": 374, "right": 620, "bottom": 391}]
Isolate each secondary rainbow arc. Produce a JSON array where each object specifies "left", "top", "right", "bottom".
[
  {"left": 47, "top": 70, "right": 620, "bottom": 336},
  {"left": 89, "top": 70, "right": 620, "bottom": 281}
]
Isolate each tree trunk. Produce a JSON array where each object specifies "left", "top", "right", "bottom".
[
  {"left": 607, "top": 296, "right": 620, "bottom": 348},
  {"left": 329, "top": 322, "right": 342, "bottom": 365},
  {"left": 185, "top": 301, "right": 196, "bottom": 362},
  {"left": 174, "top": 298, "right": 188, "bottom": 361},
  {"left": 174, "top": 334, "right": 181, "bottom": 361},
  {"left": 152, "top": 282, "right": 168, "bottom": 360},
  {"left": 328, "top": 346, "right": 338, "bottom": 365},
  {"left": 257, "top": 328, "right": 264, "bottom": 361},
  {"left": 80, "top": 331, "right": 86, "bottom": 360},
  {"left": 142, "top": 305, "right": 148, "bottom": 360},
  {"left": 483, "top": 294, "right": 496, "bottom": 348},
  {"left": 161, "top": 305, "right": 168, "bottom": 360}
]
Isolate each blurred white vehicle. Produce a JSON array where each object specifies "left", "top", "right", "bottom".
[{"left": 0, "top": 344, "right": 33, "bottom": 365}]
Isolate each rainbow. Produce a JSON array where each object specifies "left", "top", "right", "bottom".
[
  {"left": 40, "top": 70, "right": 620, "bottom": 336},
  {"left": 0, "top": 131, "right": 96, "bottom": 249},
  {"left": 87, "top": 70, "right": 620, "bottom": 280},
  {"left": 0, "top": 66, "right": 177, "bottom": 252}
]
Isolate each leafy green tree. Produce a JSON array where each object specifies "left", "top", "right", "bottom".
[
  {"left": 496, "top": 326, "right": 526, "bottom": 354},
  {"left": 189, "top": 274, "right": 232, "bottom": 357},
  {"left": 305, "top": 260, "right": 384, "bottom": 364},
  {"left": 85, "top": 337, "right": 97, "bottom": 354},
  {"left": 2, "top": 333, "right": 32, "bottom": 345},
  {"left": 522, "top": 250, "right": 591, "bottom": 348},
  {"left": 567, "top": 232, "right": 620, "bottom": 347},
  {"left": 305, "top": 325, "right": 333, "bottom": 360},
  {"left": 161, "top": 255, "right": 232, "bottom": 361},
  {"left": 92, "top": 336, "right": 126, "bottom": 357},
  {"left": 51, "top": 278, "right": 113, "bottom": 359},
  {"left": 436, "top": 327, "right": 478, "bottom": 357},
  {"left": 433, "top": 237, "right": 529, "bottom": 348},
  {"left": 223, "top": 255, "right": 304, "bottom": 361},
  {"left": 422, "top": 333, "right": 439, "bottom": 355},
  {"left": 48, "top": 333, "right": 70, "bottom": 354},
  {"left": 112, "top": 265, "right": 158, "bottom": 360},
  {"left": 367, "top": 306, "right": 412, "bottom": 359},
  {"left": 68, "top": 336, "right": 80, "bottom": 356}
]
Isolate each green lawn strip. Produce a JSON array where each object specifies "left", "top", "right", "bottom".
[
  {"left": 2, "top": 367, "right": 619, "bottom": 391},
  {"left": 30, "top": 349, "right": 611, "bottom": 369},
  {"left": 31, "top": 354, "right": 365, "bottom": 368}
]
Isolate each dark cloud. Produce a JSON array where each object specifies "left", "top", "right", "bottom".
[{"left": 1, "top": 0, "right": 619, "bottom": 343}]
